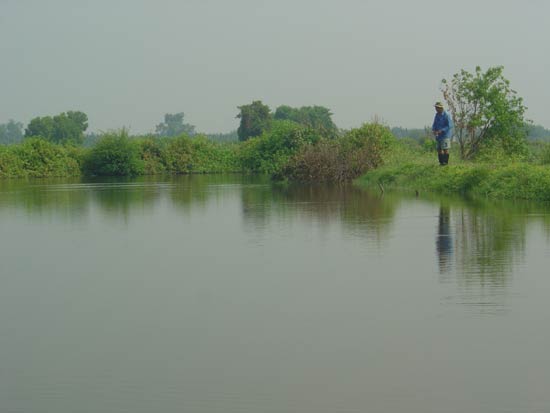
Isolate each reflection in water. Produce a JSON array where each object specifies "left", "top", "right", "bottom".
[
  {"left": 4, "top": 177, "right": 550, "bottom": 412},
  {"left": 436, "top": 204, "right": 453, "bottom": 274},
  {"left": 1, "top": 176, "right": 550, "bottom": 314},
  {"left": 241, "top": 183, "right": 399, "bottom": 245}
]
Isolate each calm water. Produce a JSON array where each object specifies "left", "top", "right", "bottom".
[{"left": 1, "top": 175, "right": 550, "bottom": 413}]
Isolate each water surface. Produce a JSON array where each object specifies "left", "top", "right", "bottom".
[{"left": 1, "top": 175, "right": 550, "bottom": 413}]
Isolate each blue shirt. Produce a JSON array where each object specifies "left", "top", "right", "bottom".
[{"left": 432, "top": 111, "right": 453, "bottom": 140}]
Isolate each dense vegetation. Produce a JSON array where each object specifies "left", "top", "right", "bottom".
[{"left": 3, "top": 65, "right": 550, "bottom": 202}]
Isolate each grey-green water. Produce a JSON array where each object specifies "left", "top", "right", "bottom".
[{"left": 1, "top": 175, "right": 550, "bottom": 413}]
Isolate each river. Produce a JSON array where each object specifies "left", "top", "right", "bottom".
[{"left": 1, "top": 175, "right": 550, "bottom": 413}]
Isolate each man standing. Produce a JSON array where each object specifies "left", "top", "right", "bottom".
[{"left": 432, "top": 102, "right": 453, "bottom": 165}]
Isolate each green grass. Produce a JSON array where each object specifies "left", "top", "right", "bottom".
[{"left": 357, "top": 141, "right": 550, "bottom": 201}]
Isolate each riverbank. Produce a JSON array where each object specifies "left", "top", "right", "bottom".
[{"left": 356, "top": 143, "right": 550, "bottom": 202}]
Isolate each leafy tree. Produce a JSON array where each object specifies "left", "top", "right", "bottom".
[
  {"left": 236, "top": 100, "right": 272, "bottom": 141},
  {"left": 0, "top": 120, "right": 24, "bottom": 144},
  {"left": 66, "top": 110, "right": 88, "bottom": 132},
  {"left": 155, "top": 113, "right": 196, "bottom": 137},
  {"left": 274, "top": 105, "right": 338, "bottom": 138},
  {"left": 25, "top": 111, "right": 88, "bottom": 145},
  {"left": 441, "top": 66, "right": 528, "bottom": 159},
  {"left": 25, "top": 116, "right": 54, "bottom": 140}
]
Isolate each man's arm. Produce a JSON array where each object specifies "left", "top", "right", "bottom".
[{"left": 438, "top": 113, "right": 450, "bottom": 136}]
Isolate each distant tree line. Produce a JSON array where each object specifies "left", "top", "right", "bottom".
[
  {"left": 236, "top": 101, "right": 339, "bottom": 141},
  {"left": 3, "top": 98, "right": 549, "bottom": 148},
  {"left": 526, "top": 124, "right": 550, "bottom": 140},
  {"left": 206, "top": 130, "right": 239, "bottom": 142},
  {"left": 390, "top": 127, "right": 428, "bottom": 141}
]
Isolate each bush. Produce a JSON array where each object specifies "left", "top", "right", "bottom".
[
  {"left": 281, "top": 122, "right": 395, "bottom": 182},
  {"left": 238, "top": 120, "right": 318, "bottom": 174},
  {"left": 138, "top": 137, "right": 169, "bottom": 175},
  {"left": 162, "top": 135, "right": 193, "bottom": 173},
  {"left": 84, "top": 130, "right": 144, "bottom": 176},
  {"left": 14, "top": 138, "right": 81, "bottom": 177},
  {"left": 188, "top": 136, "right": 239, "bottom": 173},
  {"left": 0, "top": 145, "right": 24, "bottom": 177}
]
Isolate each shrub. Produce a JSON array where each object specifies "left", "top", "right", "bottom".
[
  {"left": 188, "top": 136, "right": 239, "bottom": 173},
  {"left": 138, "top": 137, "right": 168, "bottom": 175},
  {"left": 238, "top": 120, "right": 318, "bottom": 174},
  {"left": 84, "top": 130, "right": 144, "bottom": 176},
  {"left": 0, "top": 145, "right": 24, "bottom": 177},
  {"left": 162, "top": 135, "right": 193, "bottom": 173},
  {"left": 14, "top": 138, "right": 81, "bottom": 177},
  {"left": 281, "top": 122, "right": 395, "bottom": 182}
]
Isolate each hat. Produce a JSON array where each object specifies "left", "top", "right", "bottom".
[{"left": 434, "top": 102, "right": 444, "bottom": 108}]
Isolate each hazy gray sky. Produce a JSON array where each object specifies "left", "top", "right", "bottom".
[{"left": 2, "top": 0, "right": 549, "bottom": 133}]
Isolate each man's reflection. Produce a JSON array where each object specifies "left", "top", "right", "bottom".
[{"left": 436, "top": 205, "right": 453, "bottom": 274}]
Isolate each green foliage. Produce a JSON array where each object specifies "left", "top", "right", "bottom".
[
  {"left": 13, "top": 138, "right": 81, "bottom": 177},
  {"left": 138, "top": 137, "right": 169, "bottom": 174},
  {"left": 238, "top": 120, "right": 317, "bottom": 174},
  {"left": 25, "top": 111, "right": 88, "bottom": 145},
  {"left": 188, "top": 136, "right": 239, "bottom": 173},
  {"left": 162, "top": 135, "right": 194, "bottom": 173},
  {"left": 0, "top": 120, "right": 24, "bottom": 145},
  {"left": 155, "top": 113, "right": 196, "bottom": 137},
  {"left": 274, "top": 105, "right": 339, "bottom": 138},
  {"left": 0, "top": 145, "right": 25, "bottom": 177},
  {"left": 441, "top": 66, "right": 527, "bottom": 159},
  {"left": 84, "top": 130, "right": 144, "bottom": 176},
  {"left": 136, "top": 135, "right": 239, "bottom": 175},
  {"left": 282, "top": 122, "right": 395, "bottom": 182},
  {"left": 537, "top": 142, "right": 550, "bottom": 165},
  {"left": 236, "top": 100, "right": 272, "bottom": 141}
]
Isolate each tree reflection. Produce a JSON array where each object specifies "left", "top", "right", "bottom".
[
  {"left": 453, "top": 203, "right": 526, "bottom": 286},
  {"left": 0, "top": 178, "right": 89, "bottom": 220},
  {"left": 240, "top": 183, "right": 399, "bottom": 244}
]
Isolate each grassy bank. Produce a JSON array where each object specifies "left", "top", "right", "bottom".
[{"left": 356, "top": 141, "right": 550, "bottom": 201}]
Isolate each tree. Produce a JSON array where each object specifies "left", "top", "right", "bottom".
[
  {"left": 441, "top": 66, "right": 528, "bottom": 159},
  {"left": 526, "top": 124, "right": 550, "bottom": 140},
  {"left": 25, "top": 111, "right": 88, "bottom": 145},
  {"left": 274, "top": 105, "right": 338, "bottom": 138},
  {"left": 155, "top": 113, "right": 196, "bottom": 137},
  {"left": 0, "top": 120, "right": 24, "bottom": 144},
  {"left": 236, "top": 100, "right": 272, "bottom": 141}
]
